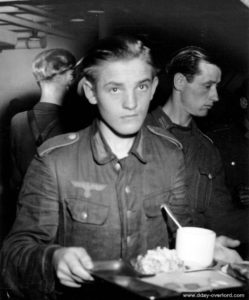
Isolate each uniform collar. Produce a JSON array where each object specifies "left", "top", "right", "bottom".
[
  {"left": 150, "top": 106, "right": 173, "bottom": 130},
  {"left": 91, "top": 120, "right": 147, "bottom": 165},
  {"left": 151, "top": 106, "right": 197, "bottom": 133}
]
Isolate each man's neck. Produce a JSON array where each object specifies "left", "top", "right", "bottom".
[
  {"left": 99, "top": 121, "right": 136, "bottom": 159},
  {"left": 162, "top": 96, "right": 192, "bottom": 127},
  {"left": 39, "top": 84, "right": 66, "bottom": 106}
]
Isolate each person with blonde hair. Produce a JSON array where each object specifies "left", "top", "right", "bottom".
[{"left": 10, "top": 48, "right": 76, "bottom": 192}]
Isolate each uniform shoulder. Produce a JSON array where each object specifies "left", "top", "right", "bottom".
[
  {"left": 11, "top": 111, "right": 30, "bottom": 136},
  {"left": 38, "top": 132, "right": 79, "bottom": 157},
  {"left": 196, "top": 128, "right": 214, "bottom": 144},
  {"left": 11, "top": 110, "right": 27, "bottom": 124},
  {"left": 206, "top": 123, "right": 235, "bottom": 139},
  {"left": 146, "top": 125, "right": 183, "bottom": 150}
]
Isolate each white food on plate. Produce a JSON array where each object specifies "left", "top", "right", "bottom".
[{"left": 134, "top": 247, "right": 185, "bottom": 274}]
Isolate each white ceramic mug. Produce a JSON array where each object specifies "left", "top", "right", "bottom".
[{"left": 176, "top": 227, "right": 216, "bottom": 269}]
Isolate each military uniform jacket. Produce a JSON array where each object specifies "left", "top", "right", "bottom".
[
  {"left": 0, "top": 121, "right": 190, "bottom": 299},
  {"left": 146, "top": 106, "right": 234, "bottom": 231}
]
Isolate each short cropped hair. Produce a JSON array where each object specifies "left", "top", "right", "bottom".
[
  {"left": 80, "top": 35, "right": 158, "bottom": 84},
  {"left": 32, "top": 48, "right": 76, "bottom": 82},
  {"left": 166, "top": 46, "right": 220, "bottom": 85}
]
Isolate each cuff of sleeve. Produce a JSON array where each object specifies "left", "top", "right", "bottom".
[{"left": 41, "top": 244, "right": 62, "bottom": 294}]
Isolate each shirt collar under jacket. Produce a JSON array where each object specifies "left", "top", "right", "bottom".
[{"left": 90, "top": 120, "right": 147, "bottom": 165}]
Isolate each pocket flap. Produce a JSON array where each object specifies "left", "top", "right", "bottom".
[
  {"left": 66, "top": 198, "right": 109, "bottom": 225},
  {"left": 144, "top": 190, "right": 171, "bottom": 217},
  {"left": 198, "top": 167, "right": 214, "bottom": 180}
]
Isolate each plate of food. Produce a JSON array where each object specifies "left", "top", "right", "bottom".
[
  {"left": 90, "top": 247, "right": 245, "bottom": 299},
  {"left": 133, "top": 247, "right": 243, "bottom": 293},
  {"left": 90, "top": 258, "right": 179, "bottom": 299}
]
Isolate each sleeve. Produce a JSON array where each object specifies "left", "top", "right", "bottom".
[{"left": 0, "top": 154, "right": 61, "bottom": 299}]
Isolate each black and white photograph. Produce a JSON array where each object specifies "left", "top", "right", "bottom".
[{"left": 0, "top": 1, "right": 248, "bottom": 299}]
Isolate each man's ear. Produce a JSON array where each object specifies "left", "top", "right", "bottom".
[
  {"left": 81, "top": 77, "right": 97, "bottom": 105},
  {"left": 150, "top": 76, "right": 159, "bottom": 99},
  {"left": 174, "top": 73, "right": 187, "bottom": 91}
]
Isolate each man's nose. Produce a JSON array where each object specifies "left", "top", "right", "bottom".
[
  {"left": 123, "top": 91, "right": 137, "bottom": 109},
  {"left": 210, "top": 86, "right": 219, "bottom": 102}
]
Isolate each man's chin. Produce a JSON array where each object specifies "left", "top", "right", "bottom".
[
  {"left": 101, "top": 118, "right": 143, "bottom": 138},
  {"left": 114, "top": 124, "right": 142, "bottom": 138},
  {"left": 115, "top": 129, "right": 139, "bottom": 138},
  {"left": 197, "top": 110, "right": 209, "bottom": 117}
]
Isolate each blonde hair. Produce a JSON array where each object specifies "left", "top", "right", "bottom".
[
  {"left": 81, "top": 35, "right": 158, "bottom": 84},
  {"left": 32, "top": 48, "right": 76, "bottom": 82}
]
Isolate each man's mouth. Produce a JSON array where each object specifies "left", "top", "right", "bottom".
[
  {"left": 203, "top": 105, "right": 213, "bottom": 110},
  {"left": 122, "top": 114, "right": 138, "bottom": 119}
]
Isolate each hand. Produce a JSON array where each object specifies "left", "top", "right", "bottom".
[
  {"left": 52, "top": 247, "right": 94, "bottom": 288},
  {"left": 227, "top": 262, "right": 249, "bottom": 283},
  {"left": 214, "top": 236, "right": 243, "bottom": 264}
]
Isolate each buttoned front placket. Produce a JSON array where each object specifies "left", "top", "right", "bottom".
[
  {"left": 91, "top": 124, "right": 147, "bottom": 259},
  {"left": 114, "top": 155, "right": 143, "bottom": 260}
]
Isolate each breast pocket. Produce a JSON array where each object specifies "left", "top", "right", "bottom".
[
  {"left": 65, "top": 198, "right": 110, "bottom": 225},
  {"left": 143, "top": 189, "right": 171, "bottom": 248},
  {"left": 144, "top": 192, "right": 165, "bottom": 217}
]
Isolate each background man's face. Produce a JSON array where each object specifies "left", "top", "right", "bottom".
[
  {"left": 180, "top": 61, "right": 221, "bottom": 117},
  {"left": 93, "top": 57, "right": 158, "bottom": 137}
]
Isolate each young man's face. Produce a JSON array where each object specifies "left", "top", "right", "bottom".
[
  {"left": 87, "top": 57, "right": 158, "bottom": 137},
  {"left": 179, "top": 61, "right": 221, "bottom": 117}
]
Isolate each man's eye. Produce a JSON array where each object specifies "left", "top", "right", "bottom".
[
  {"left": 110, "top": 87, "right": 119, "bottom": 93},
  {"left": 138, "top": 84, "right": 148, "bottom": 90}
]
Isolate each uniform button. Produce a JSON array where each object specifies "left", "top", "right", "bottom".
[
  {"left": 231, "top": 161, "right": 236, "bottom": 166},
  {"left": 68, "top": 133, "right": 77, "bottom": 140},
  {"left": 81, "top": 211, "right": 88, "bottom": 219},
  {"left": 127, "top": 210, "right": 132, "bottom": 218},
  {"left": 208, "top": 173, "right": 213, "bottom": 180},
  {"left": 115, "top": 162, "right": 121, "bottom": 171},
  {"left": 125, "top": 186, "right": 131, "bottom": 194}
]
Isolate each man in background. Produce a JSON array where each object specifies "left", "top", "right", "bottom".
[
  {"left": 3, "top": 49, "right": 77, "bottom": 236},
  {"left": 10, "top": 48, "right": 76, "bottom": 191},
  {"left": 147, "top": 46, "right": 248, "bottom": 258}
]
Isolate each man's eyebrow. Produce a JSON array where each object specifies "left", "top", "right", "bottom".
[
  {"left": 104, "top": 82, "right": 123, "bottom": 87},
  {"left": 138, "top": 78, "right": 152, "bottom": 84},
  {"left": 203, "top": 80, "right": 220, "bottom": 84},
  {"left": 104, "top": 78, "right": 152, "bottom": 87}
]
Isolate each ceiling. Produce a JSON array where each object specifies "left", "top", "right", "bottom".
[
  {"left": 0, "top": 1, "right": 248, "bottom": 63},
  {"left": 0, "top": 0, "right": 248, "bottom": 97}
]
